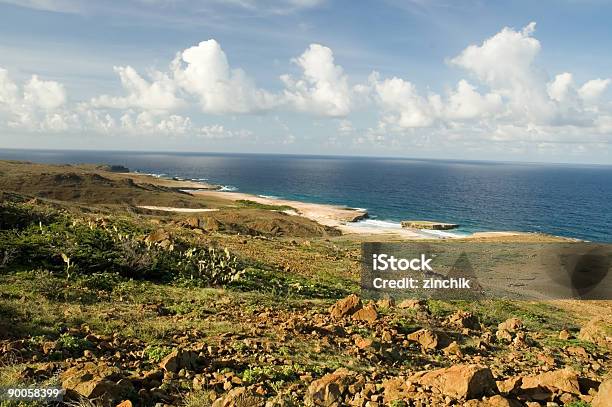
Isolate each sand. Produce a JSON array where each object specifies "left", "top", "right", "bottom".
[
  {"left": 137, "top": 206, "right": 219, "bottom": 213},
  {"left": 189, "top": 190, "right": 522, "bottom": 240}
]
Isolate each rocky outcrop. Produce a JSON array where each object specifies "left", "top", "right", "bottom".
[
  {"left": 592, "top": 378, "right": 612, "bottom": 407},
  {"left": 579, "top": 317, "right": 611, "bottom": 347},
  {"left": 212, "top": 387, "right": 265, "bottom": 407},
  {"left": 401, "top": 220, "right": 459, "bottom": 230},
  {"left": 306, "top": 368, "right": 354, "bottom": 406},
  {"left": 518, "top": 368, "right": 580, "bottom": 401},
  {"left": 409, "top": 364, "right": 498, "bottom": 399},
  {"left": 329, "top": 294, "right": 362, "bottom": 319}
]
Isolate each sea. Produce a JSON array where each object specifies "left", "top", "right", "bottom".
[{"left": 1, "top": 149, "right": 611, "bottom": 243}]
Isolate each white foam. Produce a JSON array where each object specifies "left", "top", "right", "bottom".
[
  {"left": 351, "top": 219, "right": 403, "bottom": 229},
  {"left": 418, "top": 229, "right": 469, "bottom": 238},
  {"left": 219, "top": 185, "right": 238, "bottom": 192},
  {"left": 258, "top": 194, "right": 279, "bottom": 199}
]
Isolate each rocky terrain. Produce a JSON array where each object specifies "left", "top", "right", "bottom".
[{"left": 0, "top": 161, "right": 610, "bottom": 407}]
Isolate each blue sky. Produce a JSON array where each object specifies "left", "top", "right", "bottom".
[{"left": 0, "top": 0, "right": 611, "bottom": 164}]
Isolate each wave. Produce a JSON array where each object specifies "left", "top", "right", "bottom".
[
  {"left": 258, "top": 194, "right": 279, "bottom": 199},
  {"left": 351, "top": 219, "right": 403, "bottom": 229},
  {"left": 219, "top": 185, "right": 238, "bottom": 192}
]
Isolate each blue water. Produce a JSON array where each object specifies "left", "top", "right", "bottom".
[{"left": 1, "top": 149, "right": 611, "bottom": 242}]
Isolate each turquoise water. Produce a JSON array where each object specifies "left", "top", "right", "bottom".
[{"left": 1, "top": 149, "right": 611, "bottom": 242}]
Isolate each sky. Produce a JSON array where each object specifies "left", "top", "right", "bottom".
[{"left": 0, "top": 0, "right": 611, "bottom": 164}]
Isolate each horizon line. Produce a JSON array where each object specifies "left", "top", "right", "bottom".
[{"left": 1, "top": 146, "right": 611, "bottom": 168}]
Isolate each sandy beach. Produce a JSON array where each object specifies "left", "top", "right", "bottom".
[{"left": 190, "top": 189, "right": 526, "bottom": 240}]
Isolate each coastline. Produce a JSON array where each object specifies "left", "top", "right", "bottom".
[{"left": 188, "top": 188, "right": 528, "bottom": 240}]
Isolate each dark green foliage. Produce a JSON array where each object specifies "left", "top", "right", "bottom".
[{"left": 0, "top": 201, "right": 244, "bottom": 286}]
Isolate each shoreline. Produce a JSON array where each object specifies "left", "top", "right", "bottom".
[{"left": 188, "top": 189, "right": 527, "bottom": 240}]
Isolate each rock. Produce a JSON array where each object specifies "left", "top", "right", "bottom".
[
  {"left": 159, "top": 349, "right": 201, "bottom": 373},
  {"left": 376, "top": 297, "right": 395, "bottom": 309},
  {"left": 355, "top": 337, "right": 375, "bottom": 350},
  {"left": 184, "top": 216, "right": 201, "bottom": 228},
  {"left": 61, "top": 363, "right": 125, "bottom": 403},
  {"left": 306, "top": 368, "right": 354, "bottom": 406},
  {"left": 400, "top": 220, "right": 459, "bottom": 230},
  {"left": 558, "top": 329, "right": 572, "bottom": 340},
  {"left": 464, "top": 395, "right": 522, "bottom": 407},
  {"left": 145, "top": 229, "right": 170, "bottom": 243},
  {"left": 116, "top": 401, "right": 133, "bottom": 407},
  {"left": 407, "top": 329, "right": 440, "bottom": 351},
  {"left": 212, "top": 387, "right": 264, "bottom": 407},
  {"left": 351, "top": 304, "right": 378, "bottom": 322},
  {"left": 329, "top": 294, "right": 362, "bottom": 319},
  {"left": 519, "top": 368, "right": 580, "bottom": 401},
  {"left": 496, "top": 377, "right": 522, "bottom": 395},
  {"left": 443, "top": 341, "right": 463, "bottom": 357},
  {"left": 498, "top": 318, "right": 523, "bottom": 332},
  {"left": 565, "top": 346, "right": 589, "bottom": 358},
  {"left": 592, "top": 378, "right": 612, "bottom": 407},
  {"left": 398, "top": 299, "right": 426, "bottom": 309},
  {"left": 496, "top": 329, "right": 513, "bottom": 343},
  {"left": 409, "top": 364, "right": 498, "bottom": 399},
  {"left": 381, "top": 378, "right": 410, "bottom": 404},
  {"left": 448, "top": 310, "right": 480, "bottom": 330},
  {"left": 578, "top": 317, "right": 611, "bottom": 347}
]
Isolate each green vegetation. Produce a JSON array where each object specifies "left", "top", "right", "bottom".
[{"left": 236, "top": 199, "right": 295, "bottom": 212}]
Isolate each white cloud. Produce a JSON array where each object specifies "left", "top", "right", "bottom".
[
  {"left": 281, "top": 44, "right": 352, "bottom": 117},
  {"left": 547, "top": 72, "right": 574, "bottom": 103},
  {"left": 172, "top": 39, "right": 277, "bottom": 114},
  {"left": 444, "top": 79, "right": 502, "bottom": 120},
  {"left": 578, "top": 78, "right": 611, "bottom": 103},
  {"left": 92, "top": 66, "right": 182, "bottom": 111},
  {"left": 370, "top": 73, "right": 435, "bottom": 128},
  {"left": 22, "top": 75, "right": 67, "bottom": 110}
]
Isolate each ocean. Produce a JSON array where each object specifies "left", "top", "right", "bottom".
[{"left": 1, "top": 149, "right": 611, "bottom": 242}]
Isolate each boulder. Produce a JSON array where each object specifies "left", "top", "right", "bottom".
[
  {"left": 592, "top": 378, "right": 612, "bottom": 407},
  {"left": 330, "top": 294, "right": 362, "bottom": 319},
  {"left": 519, "top": 368, "right": 580, "bottom": 401},
  {"left": 306, "top": 368, "right": 354, "bottom": 406},
  {"left": 498, "top": 318, "right": 523, "bottom": 332},
  {"left": 448, "top": 310, "right": 480, "bottom": 330},
  {"left": 61, "top": 363, "right": 126, "bottom": 403},
  {"left": 212, "top": 387, "right": 264, "bottom": 407},
  {"left": 184, "top": 216, "right": 201, "bottom": 228},
  {"left": 407, "top": 329, "right": 441, "bottom": 351},
  {"left": 351, "top": 304, "right": 378, "bottom": 322},
  {"left": 579, "top": 317, "right": 611, "bottom": 347},
  {"left": 463, "top": 395, "right": 522, "bottom": 407},
  {"left": 159, "top": 349, "right": 201, "bottom": 373},
  {"left": 409, "top": 364, "right": 497, "bottom": 399}
]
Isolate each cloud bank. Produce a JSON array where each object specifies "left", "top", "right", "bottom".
[{"left": 1, "top": 22, "right": 611, "bottom": 154}]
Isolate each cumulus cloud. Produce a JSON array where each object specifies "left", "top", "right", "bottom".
[
  {"left": 0, "top": 67, "right": 72, "bottom": 131},
  {"left": 92, "top": 66, "right": 182, "bottom": 111},
  {"left": 281, "top": 44, "right": 352, "bottom": 117},
  {"left": 578, "top": 78, "right": 611, "bottom": 103},
  {"left": 172, "top": 39, "right": 277, "bottom": 114}
]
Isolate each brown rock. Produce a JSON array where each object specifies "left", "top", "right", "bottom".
[
  {"left": 212, "top": 387, "right": 264, "bottom": 407},
  {"left": 519, "top": 368, "right": 580, "bottom": 401},
  {"left": 496, "top": 377, "right": 522, "bottom": 395},
  {"left": 592, "top": 378, "right": 612, "bottom": 407},
  {"left": 409, "top": 364, "right": 498, "bottom": 399},
  {"left": 443, "top": 341, "right": 463, "bottom": 357},
  {"left": 351, "top": 304, "right": 378, "bottom": 322},
  {"left": 376, "top": 297, "right": 395, "bottom": 309},
  {"left": 116, "top": 401, "right": 133, "bottom": 407},
  {"left": 61, "top": 363, "right": 125, "bottom": 403},
  {"left": 329, "top": 294, "right": 362, "bottom": 319},
  {"left": 398, "top": 299, "right": 428, "bottom": 311},
  {"left": 448, "top": 310, "right": 480, "bottom": 330},
  {"left": 159, "top": 349, "right": 201, "bottom": 372},
  {"left": 579, "top": 317, "right": 611, "bottom": 347},
  {"left": 407, "top": 329, "right": 440, "bottom": 351},
  {"left": 558, "top": 329, "right": 572, "bottom": 340},
  {"left": 355, "top": 337, "right": 375, "bottom": 350},
  {"left": 498, "top": 318, "right": 523, "bottom": 332},
  {"left": 184, "top": 216, "right": 201, "bottom": 228},
  {"left": 145, "top": 229, "right": 170, "bottom": 243},
  {"left": 464, "top": 395, "right": 522, "bottom": 407},
  {"left": 306, "top": 368, "right": 354, "bottom": 406}
]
